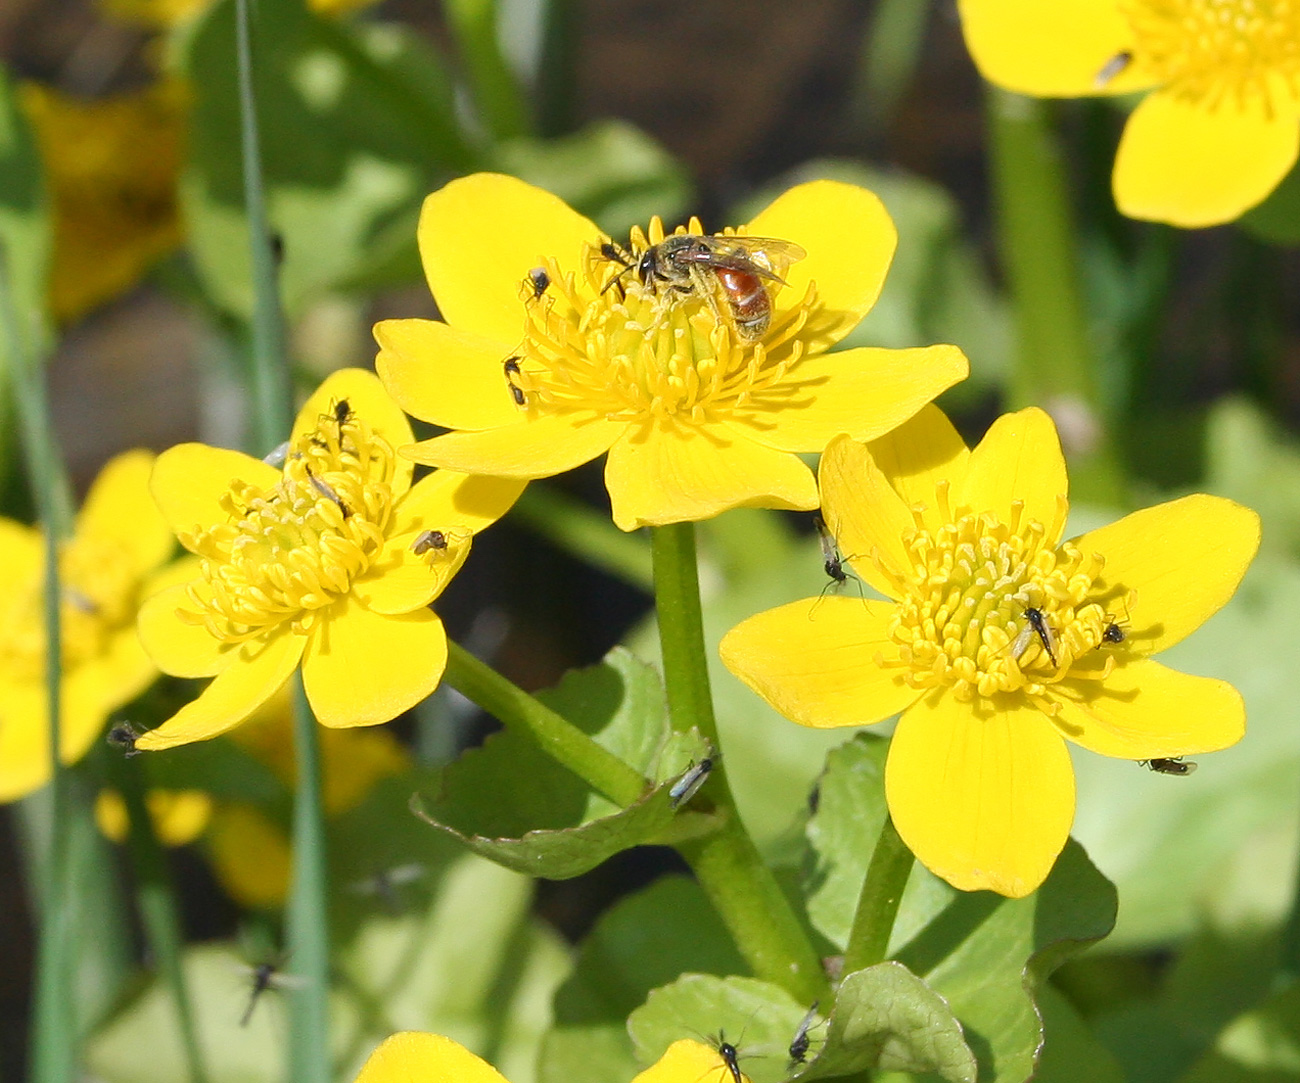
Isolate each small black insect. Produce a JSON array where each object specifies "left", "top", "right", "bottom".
[
  {"left": 107, "top": 721, "right": 142, "bottom": 758},
  {"left": 668, "top": 754, "right": 715, "bottom": 810},
  {"left": 333, "top": 398, "right": 353, "bottom": 428},
  {"left": 412, "top": 530, "right": 448, "bottom": 555},
  {"left": 708, "top": 1033, "right": 746, "bottom": 1083},
  {"left": 1018, "top": 606, "right": 1059, "bottom": 668},
  {"left": 813, "top": 516, "right": 848, "bottom": 587},
  {"left": 788, "top": 1001, "right": 820, "bottom": 1067},
  {"left": 1141, "top": 757, "right": 1197, "bottom": 776},
  {"left": 527, "top": 267, "right": 550, "bottom": 301},
  {"left": 504, "top": 356, "right": 526, "bottom": 407},
  {"left": 306, "top": 466, "right": 350, "bottom": 519},
  {"left": 1102, "top": 621, "right": 1126, "bottom": 644}
]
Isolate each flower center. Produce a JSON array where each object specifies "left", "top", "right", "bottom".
[
  {"left": 1123, "top": 0, "right": 1300, "bottom": 103},
  {"left": 0, "top": 536, "right": 141, "bottom": 681},
  {"left": 180, "top": 405, "right": 396, "bottom": 643},
  {"left": 870, "top": 484, "right": 1119, "bottom": 706},
  {"left": 506, "top": 218, "right": 823, "bottom": 427}
]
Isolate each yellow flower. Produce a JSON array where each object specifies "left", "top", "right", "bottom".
[
  {"left": 94, "top": 788, "right": 213, "bottom": 846},
  {"left": 100, "top": 0, "right": 373, "bottom": 28},
  {"left": 353, "top": 1034, "right": 741, "bottom": 1083},
  {"left": 134, "top": 368, "right": 524, "bottom": 751},
  {"left": 375, "top": 173, "right": 969, "bottom": 531},
  {"left": 21, "top": 80, "right": 186, "bottom": 323},
  {"left": 720, "top": 406, "right": 1259, "bottom": 897},
  {"left": 0, "top": 451, "right": 175, "bottom": 801},
  {"left": 957, "top": 0, "right": 1300, "bottom": 227}
]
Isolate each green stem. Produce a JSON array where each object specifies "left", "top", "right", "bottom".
[
  {"left": 112, "top": 762, "right": 208, "bottom": 1083},
  {"left": 235, "top": 0, "right": 292, "bottom": 453},
  {"left": 651, "top": 523, "right": 827, "bottom": 1004},
  {"left": 444, "top": 641, "right": 645, "bottom": 807},
  {"left": 842, "top": 816, "right": 914, "bottom": 974},
  {"left": 986, "top": 88, "right": 1123, "bottom": 505},
  {"left": 286, "top": 681, "right": 331, "bottom": 1083},
  {"left": 1, "top": 238, "right": 75, "bottom": 1083},
  {"left": 441, "top": 0, "right": 530, "bottom": 141}
]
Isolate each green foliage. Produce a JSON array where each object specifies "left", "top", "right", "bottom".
[
  {"left": 0, "top": 63, "right": 49, "bottom": 356},
  {"left": 1240, "top": 157, "right": 1300, "bottom": 247}
]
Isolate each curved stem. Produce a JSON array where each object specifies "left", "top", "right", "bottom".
[
  {"left": 444, "top": 640, "right": 646, "bottom": 807},
  {"left": 842, "top": 815, "right": 914, "bottom": 974},
  {"left": 652, "top": 523, "right": 827, "bottom": 1004}
]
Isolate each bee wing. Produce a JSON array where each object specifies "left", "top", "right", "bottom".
[{"left": 683, "top": 235, "right": 806, "bottom": 284}]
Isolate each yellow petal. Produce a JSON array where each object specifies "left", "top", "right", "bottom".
[
  {"left": 957, "top": 0, "right": 1153, "bottom": 96},
  {"left": 352, "top": 1032, "right": 512, "bottom": 1083},
  {"left": 303, "top": 598, "right": 447, "bottom": 727},
  {"left": 818, "top": 434, "right": 913, "bottom": 599},
  {"left": 866, "top": 403, "right": 971, "bottom": 523},
  {"left": 418, "top": 173, "right": 600, "bottom": 344},
  {"left": 886, "top": 691, "right": 1075, "bottom": 898},
  {"left": 405, "top": 412, "right": 623, "bottom": 478},
  {"left": 720, "top": 597, "right": 919, "bottom": 727},
  {"left": 392, "top": 470, "right": 527, "bottom": 538},
  {"left": 1076, "top": 494, "right": 1259, "bottom": 654},
  {"left": 353, "top": 531, "right": 470, "bottom": 615},
  {"left": 76, "top": 450, "right": 173, "bottom": 574},
  {"left": 134, "top": 630, "right": 305, "bottom": 750},
  {"left": 206, "top": 803, "right": 292, "bottom": 910},
  {"left": 0, "top": 518, "right": 40, "bottom": 581},
  {"left": 319, "top": 727, "right": 408, "bottom": 816},
  {"left": 1114, "top": 86, "right": 1300, "bottom": 228},
  {"left": 137, "top": 582, "right": 233, "bottom": 678},
  {"left": 606, "top": 422, "right": 818, "bottom": 531},
  {"left": 632, "top": 1041, "right": 753, "bottom": 1083},
  {"left": 71, "top": 624, "right": 160, "bottom": 715},
  {"left": 745, "top": 180, "right": 898, "bottom": 350},
  {"left": 0, "top": 679, "right": 106, "bottom": 801},
  {"left": 374, "top": 318, "right": 522, "bottom": 431},
  {"left": 956, "top": 407, "right": 1066, "bottom": 539},
  {"left": 730, "top": 344, "right": 969, "bottom": 453},
  {"left": 293, "top": 367, "right": 415, "bottom": 496},
  {"left": 1051, "top": 657, "right": 1244, "bottom": 759},
  {"left": 151, "top": 444, "right": 279, "bottom": 543}
]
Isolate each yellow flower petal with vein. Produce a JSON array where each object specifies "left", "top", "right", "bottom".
[
  {"left": 380, "top": 173, "right": 968, "bottom": 529},
  {"left": 722, "top": 406, "right": 1258, "bottom": 896},
  {"left": 352, "top": 1032, "right": 513, "bottom": 1083}
]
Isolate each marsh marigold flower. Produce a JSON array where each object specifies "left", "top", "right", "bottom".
[
  {"left": 375, "top": 173, "right": 968, "bottom": 531},
  {"left": 353, "top": 1033, "right": 744, "bottom": 1083},
  {"left": 721, "top": 406, "right": 1259, "bottom": 897},
  {"left": 134, "top": 368, "right": 524, "bottom": 750},
  {"left": 958, "top": 0, "right": 1300, "bottom": 227},
  {"left": 0, "top": 450, "right": 175, "bottom": 801}
]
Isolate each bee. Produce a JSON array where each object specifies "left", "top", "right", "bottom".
[
  {"left": 107, "top": 721, "right": 143, "bottom": 758},
  {"left": 526, "top": 267, "right": 550, "bottom": 301},
  {"left": 787, "top": 1001, "right": 820, "bottom": 1067},
  {"left": 504, "top": 356, "right": 526, "bottom": 406},
  {"left": 602, "top": 233, "right": 805, "bottom": 342},
  {"left": 1140, "top": 757, "right": 1197, "bottom": 776},
  {"left": 1012, "top": 606, "right": 1058, "bottom": 668},
  {"left": 668, "top": 750, "right": 715, "bottom": 810}
]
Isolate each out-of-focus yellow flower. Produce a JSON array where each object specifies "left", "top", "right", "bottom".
[
  {"left": 95, "top": 788, "right": 213, "bottom": 846},
  {"left": 134, "top": 368, "right": 525, "bottom": 751},
  {"left": 722, "top": 406, "right": 1259, "bottom": 897},
  {"left": 21, "top": 80, "right": 186, "bottom": 323},
  {"left": 101, "top": 0, "right": 374, "bottom": 28},
  {"left": 375, "top": 173, "right": 968, "bottom": 531},
  {"left": 0, "top": 451, "right": 175, "bottom": 801},
  {"left": 352, "top": 1034, "right": 744, "bottom": 1083},
  {"left": 206, "top": 803, "right": 294, "bottom": 909},
  {"left": 958, "top": 0, "right": 1300, "bottom": 227}
]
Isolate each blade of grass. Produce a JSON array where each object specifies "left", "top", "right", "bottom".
[{"left": 441, "top": 0, "right": 531, "bottom": 141}]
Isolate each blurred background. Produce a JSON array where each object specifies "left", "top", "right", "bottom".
[{"left": 1, "top": 0, "right": 1299, "bottom": 1078}]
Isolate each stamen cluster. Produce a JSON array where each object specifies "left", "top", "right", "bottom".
[{"left": 179, "top": 410, "right": 397, "bottom": 643}]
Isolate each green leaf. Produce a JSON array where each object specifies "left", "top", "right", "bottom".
[
  {"left": 177, "top": 0, "right": 473, "bottom": 320},
  {"left": 540, "top": 876, "right": 747, "bottom": 1083},
  {"left": 798, "top": 963, "right": 975, "bottom": 1083},
  {"left": 1240, "top": 155, "right": 1300, "bottom": 246},
  {"left": 804, "top": 733, "right": 1117, "bottom": 1081},
  {"left": 628, "top": 973, "right": 808, "bottom": 1083},
  {"left": 411, "top": 649, "right": 716, "bottom": 878},
  {"left": 493, "top": 120, "right": 693, "bottom": 239},
  {"left": 1032, "top": 985, "right": 1124, "bottom": 1083},
  {"left": 1177, "top": 982, "right": 1300, "bottom": 1082}
]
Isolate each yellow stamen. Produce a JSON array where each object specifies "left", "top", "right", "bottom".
[
  {"left": 1123, "top": 0, "right": 1300, "bottom": 107},
  {"left": 178, "top": 408, "right": 397, "bottom": 643}
]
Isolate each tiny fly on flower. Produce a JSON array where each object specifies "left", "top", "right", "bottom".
[
  {"left": 526, "top": 267, "right": 550, "bottom": 301},
  {"left": 1012, "top": 606, "right": 1059, "bottom": 669},
  {"left": 305, "top": 466, "right": 350, "bottom": 519},
  {"left": 787, "top": 1001, "right": 821, "bottom": 1067},
  {"left": 1094, "top": 50, "right": 1132, "bottom": 88},
  {"left": 107, "top": 721, "right": 143, "bottom": 758},
  {"left": 1140, "top": 757, "right": 1197, "bottom": 776},
  {"left": 504, "top": 356, "right": 526, "bottom": 407}
]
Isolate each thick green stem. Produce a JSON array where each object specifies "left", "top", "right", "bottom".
[
  {"left": 442, "top": 0, "right": 530, "bottom": 141},
  {"left": 987, "top": 88, "right": 1123, "bottom": 505},
  {"left": 113, "top": 763, "right": 208, "bottom": 1083},
  {"left": 651, "top": 523, "right": 827, "bottom": 1004},
  {"left": 286, "top": 682, "right": 331, "bottom": 1083},
  {"left": 842, "top": 816, "right": 914, "bottom": 974},
  {"left": 444, "top": 641, "right": 646, "bottom": 807}
]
